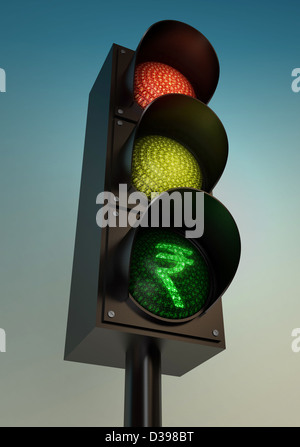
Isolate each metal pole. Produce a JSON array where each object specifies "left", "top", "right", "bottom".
[{"left": 124, "top": 338, "right": 162, "bottom": 427}]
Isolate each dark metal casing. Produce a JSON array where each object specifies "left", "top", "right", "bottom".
[{"left": 64, "top": 21, "right": 241, "bottom": 376}]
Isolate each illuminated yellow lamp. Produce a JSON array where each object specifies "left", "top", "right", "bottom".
[{"left": 131, "top": 135, "right": 202, "bottom": 199}]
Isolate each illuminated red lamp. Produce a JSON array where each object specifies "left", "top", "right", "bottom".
[{"left": 134, "top": 61, "right": 196, "bottom": 109}]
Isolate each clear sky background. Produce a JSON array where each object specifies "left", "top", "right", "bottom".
[{"left": 1, "top": 0, "right": 300, "bottom": 426}]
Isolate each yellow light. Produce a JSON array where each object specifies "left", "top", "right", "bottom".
[
  {"left": 131, "top": 135, "right": 202, "bottom": 199},
  {"left": 134, "top": 62, "right": 196, "bottom": 109}
]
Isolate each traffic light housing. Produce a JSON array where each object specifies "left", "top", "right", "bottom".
[{"left": 64, "top": 20, "right": 241, "bottom": 377}]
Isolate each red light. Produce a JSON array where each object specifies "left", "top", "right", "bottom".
[{"left": 134, "top": 62, "right": 196, "bottom": 109}]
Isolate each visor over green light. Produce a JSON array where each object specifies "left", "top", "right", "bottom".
[
  {"left": 129, "top": 229, "right": 211, "bottom": 320},
  {"left": 131, "top": 135, "right": 202, "bottom": 199}
]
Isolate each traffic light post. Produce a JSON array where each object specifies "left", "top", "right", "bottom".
[
  {"left": 64, "top": 20, "right": 241, "bottom": 427},
  {"left": 124, "top": 338, "right": 162, "bottom": 427}
]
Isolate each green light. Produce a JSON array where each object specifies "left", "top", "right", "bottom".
[
  {"left": 156, "top": 244, "right": 194, "bottom": 308},
  {"left": 129, "top": 229, "right": 211, "bottom": 320},
  {"left": 131, "top": 135, "right": 202, "bottom": 199}
]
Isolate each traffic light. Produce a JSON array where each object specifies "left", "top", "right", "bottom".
[{"left": 64, "top": 19, "right": 241, "bottom": 422}]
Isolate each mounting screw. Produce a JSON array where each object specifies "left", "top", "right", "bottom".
[
  {"left": 108, "top": 310, "right": 115, "bottom": 318},
  {"left": 120, "top": 49, "right": 126, "bottom": 54},
  {"left": 212, "top": 329, "right": 219, "bottom": 337},
  {"left": 114, "top": 196, "right": 119, "bottom": 202},
  {"left": 117, "top": 108, "right": 124, "bottom": 115},
  {"left": 117, "top": 120, "right": 123, "bottom": 126},
  {"left": 113, "top": 210, "right": 119, "bottom": 217}
]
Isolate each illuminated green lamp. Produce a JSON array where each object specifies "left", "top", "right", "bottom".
[
  {"left": 129, "top": 229, "right": 211, "bottom": 321},
  {"left": 131, "top": 135, "right": 202, "bottom": 199}
]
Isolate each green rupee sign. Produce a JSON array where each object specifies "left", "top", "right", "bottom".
[
  {"left": 155, "top": 243, "right": 194, "bottom": 309},
  {"left": 129, "top": 229, "right": 211, "bottom": 320}
]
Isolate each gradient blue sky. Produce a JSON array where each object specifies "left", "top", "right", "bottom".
[{"left": 1, "top": 0, "right": 300, "bottom": 426}]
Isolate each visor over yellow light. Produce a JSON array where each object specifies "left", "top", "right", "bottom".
[{"left": 131, "top": 135, "right": 203, "bottom": 199}]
